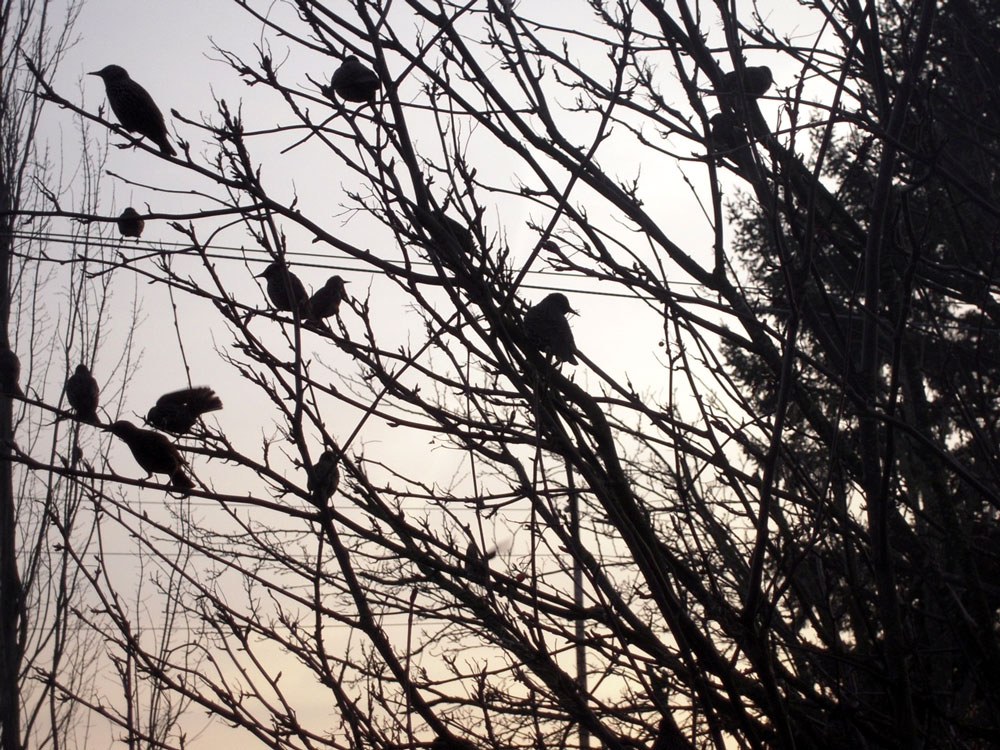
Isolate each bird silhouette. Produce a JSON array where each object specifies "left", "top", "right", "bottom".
[
  {"left": 65, "top": 364, "right": 100, "bottom": 423},
  {"left": 415, "top": 207, "right": 475, "bottom": 267},
  {"left": 709, "top": 112, "right": 744, "bottom": 154},
  {"left": 109, "top": 420, "right": 193, "bottom": 490},
  {"left": 651, "top": 715, "right": 689, "bottom": 750},
  {"left": 89, "top": 65, "right": 176, "bottom": 156},
  {"left": 523, "top": 293, "right": 578, "bottom": 365},
  {"left": 146, "top": 387, "right": 222, "bottom": 434},
  {"left": 117, "top": 207, "right": 144, "bottom": 238},
  {"left": 0, "top": 347, "right": 22, "bottom": 397},
  {"left": 309, "top": 276, "right": 349, "bottom": 320},
  {"left": 430, "top": 737, "right": 477, "bottom": 750},
  {"left": 464, "top": 542, "right": 498, "bottom": 585},
  {"left": 256, "top": 262, "right": 311, "bottom": 317},
  {"left": 719, "top": 65, "right": 773, "bottom": 100},
  {"left": 324, "top": 55, "right": 380, "bottom": 103},
  {"left": 307, "top": 450, "right": 340, "bottom": 505}
]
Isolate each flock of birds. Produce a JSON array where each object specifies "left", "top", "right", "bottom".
[
  {"left": 59, "top": 364, "right": 343, "bottom": 503},
  {"left": 0, "top": 55, "right": 774, "bottom": 494},
  {"left": 62, "top": 363, "right": 219, "bottom": 491},
  {"left": 44, "top": 277, "right": 577, "bottom": 494},
  {"left": 255, "top": 263, "right": 350, "bottom": 322},
  {"left": 708, "top": 65, "right": 773, "bottom": 153},
  {"left": 0, "top": 49, "right": 779, "bottom": 750}
]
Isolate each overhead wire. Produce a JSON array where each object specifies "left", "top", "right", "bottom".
[
  {"left": 4, "top": 229, "right": 996, "bottom": 332},
  {"left": 1, "top": 227, "right": 710, "bottom": 299}
]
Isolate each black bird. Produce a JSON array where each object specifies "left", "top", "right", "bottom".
[
  {"left": 719, "top": 65, "right": 773, "bottom": 100},
  {"left": 464, "top": 542, "right": 498, "bottom": 585},
  {"left": 308, "top": 276, "right": 349, "bottom": 320},
  {"left": 307, "top": 450, "right": 340, "bottom": 504},
  {"left": 256, "top": 262, "right": 311, "bottom": 317},
  {"left": 415, "top": 207, "right": 475, "bottom": 267},
  {"left": 523, "top": 292, "right": 578, "bottom": 365},
  {"left": 430, "top": 738, "right": 477, "bottom": 750},
  {"left": 65, "top": 364, "right": 100, "bottom": 423},
  {"left": 117, "top": 207, "right": 144, "bottom": 238},
  {"left": 109, "top": 420, "right": 193, "bottom": 490},
  {"left": 651, "top": 715, "right": 689, "bottom": 750},
  {"left": 0, "top": 347, "right": 22, "bottom": 397},
  {"left": 89, "top": 65, "right": 176, "bottom": 156},
  {"left": 324, "top": 55, "right": 381, "bottom": 103},
  {"left": 709, "top": 112, "right": 744, "bottom": 154},
  {"left": 146, "top": 387, "right": 222, "bottom": 434}
]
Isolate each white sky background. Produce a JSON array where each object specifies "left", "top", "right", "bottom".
[
  {"left": 41, "top": 0, "right": 736, "bottom": 505},
  {"left": 24, "top": 0, "right": 835, "bottom": 746}
]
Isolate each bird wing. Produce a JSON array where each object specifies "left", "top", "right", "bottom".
[{"left": 155, "top": 387, "right": 222, "bottom": 412}]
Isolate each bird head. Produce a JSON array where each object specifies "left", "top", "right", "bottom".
[
  {"left": 324, "top": 275, "right": 349, "bottom": 294},
  {"left": 255, "top": 263, "right": 284, "bottom": 279},
  {"left": 545, "top": 292, "right": 578, "bottom": 316},
  {"left": 109, "top": 420, "right": 139, "bottom": 439},
  {"left": 710, "top": 112, "right": 732, "bottom": 128},
  {"left": 120, "top": 208, "right": 140, "bottom": 219},
  {"left": 90, "top": 65, "right": 129, "bottom": 81},
  {"left": 314, "top": 450, "right": 341, "bottom": 475},
  {"left": 75, "top": 364, "right": 91, "bottom": 376},
  {"left": 747, "top": 66, "right": 773, "bottom": 92}
]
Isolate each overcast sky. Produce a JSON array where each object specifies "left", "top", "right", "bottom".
[
  {"left": 42, "top": 0, "right": 735, "bottom": 460},
  {"left": 27, "top": 0, "right": 815, "bottom": 746}
]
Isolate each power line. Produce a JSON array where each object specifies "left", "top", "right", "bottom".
[
  {"left": 3, "top": 228, "right": 709, "bottom": 295},
  {"left": 7, "top": 230, "right": 998, "bottom": 327}
]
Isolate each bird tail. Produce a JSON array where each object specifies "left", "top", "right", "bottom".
[
  {"left": 171, "top": 470, "right": 194, "bottom": 491},
  {"left": 157, "top": 135, "right": 177, "bottom": 157},
  {"left": 191, "top": 388, "right": 223, "bottom": 414}
]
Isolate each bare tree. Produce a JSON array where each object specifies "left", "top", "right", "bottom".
[
  {"left": 2, "top": 4, "right": 203, "bottom": 750},
  {"left": 0, "top": 2, "right": 93, "bottom": 748},
  {"left": 16, "top": 0, "right": 1000, "bottom": 748}
]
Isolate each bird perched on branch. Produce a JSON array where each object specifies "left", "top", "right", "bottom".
[
  {"left": 523, "top": 292, "right": 578, "bottom": 365},
  {"left": 89, "top": 65, "right": 176, "bottom": 156},
  {"left": 718, "top": 65, "right": 773, "bottom": 100},
  {"left": 709, "top": 112, "right": 744, "bottom": 154},
  {"left": 256, "top": 262, "right": 311, "bottom": 317},
  {"left": 307, "top": 450, "right": 340, "bottom": 505},
  {"left": 415, "top": 206, "right": 476, "bottom": 258},
  {"left": 109, "top": 420, "right": 193, "bottom": 490},
  {"left": 65, "top": 364, "right": 100, "bottom": 424},
  {"left": 323, "top": 55, "right": 381, "bottom": 103},
  {"left": 464, "top": 542, "right": 498, "bottom": 585},
  {"left": 651, "top": 715, "right": 689, "bottom": 750},
  {"left": 309, "top": 275, "right": 349, "bottom": 320},
  {"left": 0, "top": 347, "right": 22, "bottom": 397},
  {"left": 415, "top": 207, "right": 475, "bottom": 267},
  {"left": 430, "top": 737, "right": 477, "bottom": 750},
  {"left": 117, "top": 207, "right": 144, "bottom": 238},
  {"left": 146, "top": 387, "right": 222, "bottom": 434}
]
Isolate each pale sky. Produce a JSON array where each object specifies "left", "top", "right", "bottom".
[
  {"left": 43, "top": 0, "right": 735, "bottom": 472},
  {"left": 24, "top": 0, "right": 827, "bottom": 747}
]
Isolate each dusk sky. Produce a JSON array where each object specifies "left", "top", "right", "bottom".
[
  {"left": 41, "top": 0, "right": 750, "bottom": 482},
  {"left": 22, "top": 0, "right": 819, "bottom": 746},
  {"left": 10, "top": 0, "right": 992, "bottom": 746}
]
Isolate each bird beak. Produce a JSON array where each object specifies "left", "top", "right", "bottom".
[
  {"left": 254, "top": 270, "right": 266, "bottom": 278},
  {"left": 569, "top": 307, "right": 580, "bottom": 316},
  {"left": 88, "top": 71, "right": 101, "bottom": 77}
]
